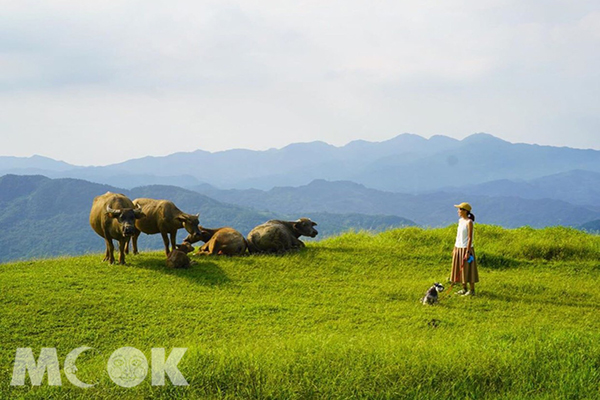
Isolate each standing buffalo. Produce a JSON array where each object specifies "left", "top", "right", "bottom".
[
  {"left": 89, "top": 192, "right": 145, "bottom": 265},
  {"left": 127, "top": 198, "right": 202, "bottom": 256},
  {"left": 184, "top": 227, "right": 248, "bottom": 256},
  {"left": 246, "top": 218, "right": 318, "bottom": 254}
]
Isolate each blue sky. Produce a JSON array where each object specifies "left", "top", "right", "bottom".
[{"left": 1, "top": 0, "right": 599, "bottom": 165}]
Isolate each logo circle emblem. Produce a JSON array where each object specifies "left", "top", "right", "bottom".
[{"left": 107, "top": 347, "right": 148, "bottom": 387}]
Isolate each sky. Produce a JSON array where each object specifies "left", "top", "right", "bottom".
[{"left": 1, "top": 0, "right": 599, "bottom": 166}]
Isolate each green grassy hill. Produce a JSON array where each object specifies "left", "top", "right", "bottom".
[{"left": 1, "top": 226, "right": 600, "bottom": 399}]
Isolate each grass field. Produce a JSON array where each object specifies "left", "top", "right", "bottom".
[{"left": 1, "top": 225, "right": 600, "bottom": 399}]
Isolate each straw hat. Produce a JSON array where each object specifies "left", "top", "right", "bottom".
[{"left": 454, "top": 202, "right": 472, "bottom": 212}]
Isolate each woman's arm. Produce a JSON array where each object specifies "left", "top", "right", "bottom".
[{"left": 465, "top": 220, "right": 474, "bottom": 259}]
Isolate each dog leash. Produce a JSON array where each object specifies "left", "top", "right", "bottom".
[{"left": 440, "top": 253, "right": 471, "bottom": 298}]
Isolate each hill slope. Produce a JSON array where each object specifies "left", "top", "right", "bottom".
[{"left": 1, "top": 226, "right": 599, "bottom": 399}]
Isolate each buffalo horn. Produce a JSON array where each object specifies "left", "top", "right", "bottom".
[{"left": 106, "top": 205, "right": 122, "bottom": 216}]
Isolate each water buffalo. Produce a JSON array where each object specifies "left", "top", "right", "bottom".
[
  {"left": 184, "top": 227, "right": 248, "bottom": 256},
  {"left": 127, "top": 198, "right": 202, "bottom": 256},
  {"left": 89, "top": 192, "right": 145, "bottom": 265},
  {"left": 246, "top": 218, "right": 318, "bottom": 254},
  {"left": 166, "top": 243, "right": 195, "bottom": 269}
]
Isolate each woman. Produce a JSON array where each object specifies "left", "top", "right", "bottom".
[{"left": 451, "top": 202, "right": 479, "bottom": 296}]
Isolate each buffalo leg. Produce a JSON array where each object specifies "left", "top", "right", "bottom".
[
  {"left": 209, "top": 242, "right": 221, "bottom": 255},
  {"left": 105, "top": 238, "right": 115, "bottom": 264},
  {"left": 169, "top": 231, "right": 177, "bottom": 255},
  {"left": 290, "top": 237, "right": 305, "bottom": 249},
  {"left": 118, "top": 240, "right": 127, "bottom": 265},
  {"left": 131, "top": 230, "right": 140, "bottom": 255},
  {"left": 199, "top": 242, "right": 212, "bottom": 255},
  {"left": 103, "top": 241, "right": 111, "bottom": 262},
  {"left": 161, "top": 232, "right": 170, "bottom": 256}
]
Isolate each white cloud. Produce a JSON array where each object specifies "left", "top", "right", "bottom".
[{"left": 0, "top": 0, "right": 599, "bottom": 164}]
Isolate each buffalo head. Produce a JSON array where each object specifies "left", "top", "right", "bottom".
[
  {"left": 293, "top": 218, "right": 318, "bottom": 238},
  {"left": 177, "top": 213, "right": 203, "bottom": 237},
  {"left": 106, "top": 205, "right": 145, "bottom": 236},
  {"left": 182, "top": 225, "right": 213, "bottom": 244},
  {"left": 175, "top": 242, "right": 195, "bottom": 254}
]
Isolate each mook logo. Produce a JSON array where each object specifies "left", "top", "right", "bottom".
[{"left": 11, "top": 347, "right": 188, "bottom": 388}]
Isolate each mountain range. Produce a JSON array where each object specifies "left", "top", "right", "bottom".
[{"left": 4, "top": 133, "right": 600, "bottom": 194}]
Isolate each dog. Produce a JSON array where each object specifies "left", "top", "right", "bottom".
[{"left": 421, "top": 283, "right": 444, "bottom": 305}]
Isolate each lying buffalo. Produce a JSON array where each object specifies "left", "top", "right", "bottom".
[
  {"left": 184, "top": 227, "right": 248, "bottom": 256},
  {"left": 89, "top": 192, "right": 145, "bottom": 265},
  {"left": 127, "top": 198, "right": 202, "bottom": 256},
  {"left": 246, "top": 218, "right": 318, "bottom": 254}
]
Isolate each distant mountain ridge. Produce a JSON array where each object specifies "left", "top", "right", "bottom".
[
  {"left": 4, "top": 134, "right": 600, "bottom": 196},
  {"left": 436, "top": 169, "right": 600, "bottom": 208},
  {"left": 191, "top": 179, "right": 600, "bottom": 228},
  {"left": 0, "top": 155, "right": 73, "bottom": 171}
]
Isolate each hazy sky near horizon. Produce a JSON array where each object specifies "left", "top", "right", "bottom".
[{"left": 1, "top": 0, "right": 599, "bottom": 166}]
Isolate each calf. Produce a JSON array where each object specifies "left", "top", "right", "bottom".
[{"left": 166, "top": 243, "right": 195, "bottom": 269}]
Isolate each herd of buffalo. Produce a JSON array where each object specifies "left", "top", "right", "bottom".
[{"left": 89, "top": 191, "right": 319, "bottom": 266}]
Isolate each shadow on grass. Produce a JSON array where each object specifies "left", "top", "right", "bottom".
[{"left": 129, "top": 254, "right": 231, "bottom": 286}]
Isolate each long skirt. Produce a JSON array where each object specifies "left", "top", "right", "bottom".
[{"left": 451, "top": 247, "right": 479, "bottom": 284}]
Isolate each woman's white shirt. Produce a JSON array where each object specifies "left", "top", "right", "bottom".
[{"left": 455, "top": 218, "right": 473, "bottom": 248}]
